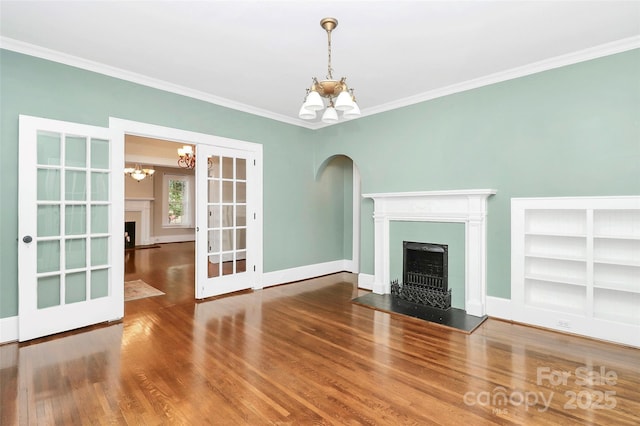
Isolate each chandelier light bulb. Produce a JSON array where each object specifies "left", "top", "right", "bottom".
[
  {"left": 321, "top": 105, "right": 339, "bottom": 124},
  {"left": 334, "top": 90, "right": 354, "bottom": 111}
]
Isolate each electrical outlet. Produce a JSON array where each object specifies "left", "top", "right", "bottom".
[{"left": 557, "top": 319, "right": 571, "bottom": 329}]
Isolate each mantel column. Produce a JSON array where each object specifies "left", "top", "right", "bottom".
[{"left": 372, "top": 212, "right": 389, "bottom": 294}]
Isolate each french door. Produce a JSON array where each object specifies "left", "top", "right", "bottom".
[
  {"left": 195, "top": 145, "right": 259, "bottom": 298},
  {"left": 18, "top": 115, "right": 123, "bottom": 341}
]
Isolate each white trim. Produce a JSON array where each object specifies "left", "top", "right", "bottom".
[
  {"left": 0, "top": 38, "right": 304, "bottom": 128},
  {"left": 3, "top": 36, "right": 638, "bottom": 130},
  {"left": 486, "top": 296, "right": 513, "bottom": 320},
  {"left": 363, "top": 189, "right": 497, "bottom": 317},
  {"left": 110, "top": 118, "right": 264, "bottom": 300},
  {"left": 154, "top": 234, "right": 195, "bottom": 244},
  {"left": 0, "top": 316, "right": 19, "bottom": 344},
  {"left": 359, "top": 36, "right": 640, "bottom": 121},
  {"left": 352, "top": 165, "right": 361, "bottom": 274},
  {"left": 262, "top": 260, "right": 349, "bottom": 288},
  {"left": 357, "top": 273, "right": 374, "bottom": 291}
]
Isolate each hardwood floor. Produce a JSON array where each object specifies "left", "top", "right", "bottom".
[{"left": 2, "top": 242, "right": 639, "bottom": 425}]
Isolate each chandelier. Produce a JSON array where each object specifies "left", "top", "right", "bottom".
[
  {"left": 298, "top": 17, "right": 360, "bottom": 123},
  {"left": 177, "top": 145, "right": 213, "bottom": 169},
  {"left": 177, "top": 145, "right": 195, "bottom": 169},
  {"left": 124, "top": 164, "right": 155, "bottom": 181}
]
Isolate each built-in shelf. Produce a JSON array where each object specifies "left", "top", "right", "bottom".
[{"left": 512, "top": 196, "right": 640, "bottom": 348}]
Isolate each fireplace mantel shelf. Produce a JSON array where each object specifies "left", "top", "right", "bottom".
[
  {"left": 363, "top": 189, "right": 497, "bottom": 199},
  {"left": 363, "top": 189, "right": 497, "bottom": 317}
]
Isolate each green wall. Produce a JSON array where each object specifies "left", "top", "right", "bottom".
[
  {"left": 315, "top": 49, "right": 640, "bottom": 299},
  {"left": 1, "top": 48, "right": 638, "bottom": 320},
  {"left": 0, "top": 50, "right": 350, "bottom": 319}
]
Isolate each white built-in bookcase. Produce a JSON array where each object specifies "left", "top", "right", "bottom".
[{"left": 511, "top": 196, "right": 640, "bottom": 347}]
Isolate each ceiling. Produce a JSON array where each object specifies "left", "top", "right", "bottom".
[{"left": 1, "top": 1, "right": 639, "bottom": 128}]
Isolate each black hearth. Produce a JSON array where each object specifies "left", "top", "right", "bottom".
[{"left": 391, "top": 241, "right": 452, "bottom": 310}]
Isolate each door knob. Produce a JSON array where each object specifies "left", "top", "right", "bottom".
[{"left": 23, "top": 235, "right": 33, "bottom": 243}]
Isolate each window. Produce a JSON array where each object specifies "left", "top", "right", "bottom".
[{"left": 163, "top": 174, "right": 194, "bottom": 227}]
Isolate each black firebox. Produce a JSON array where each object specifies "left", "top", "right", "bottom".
[{"left": 391, "top": 241, "right": 452, "bottom": 310}]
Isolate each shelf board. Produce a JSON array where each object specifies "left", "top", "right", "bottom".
[
  {"left": 525, "top": 253, "right": 586, "bottom": 262},
  {"left": 593, "top": 258, "right": 640, "bottom": 268},
  {"left": 525, "top": 231, "right": 586, "bottom": 238},
  {"left": 594, "top": 234, "right": 640, "bottom": 241},
  {"left": 525, "top": 274, "right": 586, "bottom": 287},
  {"left": 594, "top": 282, "right": 640, "bottom": 294}
]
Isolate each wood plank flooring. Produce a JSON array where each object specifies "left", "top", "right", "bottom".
[{"left": 1, "top": 242, "right": 639, "bottom": 425}]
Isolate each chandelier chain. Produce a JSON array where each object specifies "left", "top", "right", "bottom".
[{"left": 326, "top": 29, "right": 333, "bottom": 80}]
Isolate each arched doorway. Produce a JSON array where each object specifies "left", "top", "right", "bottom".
[{"left": 315, "top": 155, "right": 361, "bottom": 274}]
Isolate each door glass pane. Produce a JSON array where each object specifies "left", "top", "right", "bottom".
[
  {"left": 208, "top": 205, "right": 221, "bottom": 228},
  {"left": 65, "top": 170, "right": 86, "bottom": 200},
  {"left": 37, "top": 275, "right": 60, "bottom": 309},
  {"left": 91, "top": 205, "right": 108, "bottom": 234},
  {"left": 91, "top": 237, "right": 109, "bottom": 266},
  {"left": 91, "top": 172, "right": 109, "bottom": 201},
  {"left": 236, "top": 253, "right": 246, "bottom": 273},
  {"left": 222, "top": 258, "right": 234, "bottom": 276},
  {"left": 66, "top": 238, "right": 86, "bottom": 269},
  {"left": 209, "top": 179, "right": 220, "bottom": 203},
  {"left": 91, "top": 138, "right": 110, "bottom": 169},
  {"left": 222, "top": 181, "right": 233, "bottom": 203},
  {"left": 236, "top": 182, "right": 246, "bottom": 203},
  {"left": 222, "top": 156, "right": 233, "bottom": 179},
  {"left": 222, "top": 205, "right": 234, "bottom": 227},
  {"left": 236, "top": 229, "right": 246, "bottom": 250},
  {"left": 66, "top": 205, "right": 86, "bottom": 235},
  {"left": 236, "top": 205, "right": 246, "bottom": 227},
  {"left": 65, "top": 136, "right": 86, "bottom": 167},
  {"left": 38, "top": 205, "right": 60, "bottom": 237},
  {"left": 91, "top": 268, "right": 109, "bottom": 299},
  {"left": 210, "top": 230, "right": 221, "bottom": 252},
  {"left": 37, "top": 131, "right": 61, "bottom": 166},
  {"left": 37, "top": 240, "right": 60, "bottom": 273},
  {"left": 65, "top": 272, "right": 87, "bottom": 304},
  {"left": 208, "top": 156, "right": 220, "bottom": 178},
  {"left": 222, "top": 229, "right": 233, "bottom": 251},
  {"left": 208, "top": 254, "right": 220, "bottom": 278},
  {"left": 37, "top": 169, "right": 61, "bottom": 201},
  {"left": 236, "top": 158, "right": 246, "bottom": 180}
]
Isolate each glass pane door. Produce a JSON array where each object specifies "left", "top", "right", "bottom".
[
  {"left": 196, "top": 145, "right": 256, "bottom": 298},
  {"left": 18, "top": 116, "right": 123, "bottom": 341}
]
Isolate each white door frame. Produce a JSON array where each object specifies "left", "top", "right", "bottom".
[{"left": 109, "top": 118, "right": 264, "bottom": 291}]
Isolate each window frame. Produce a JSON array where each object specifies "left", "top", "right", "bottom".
[{"left": 162, "top": 173, "right": 194, "bottom": 228}]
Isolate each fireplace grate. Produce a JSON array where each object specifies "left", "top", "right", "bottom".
[{"left": 391, "top": 280, "right": 452, "bottom": 310}]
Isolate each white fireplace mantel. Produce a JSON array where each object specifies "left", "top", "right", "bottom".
[
  {"left": 125, "top": 199, "right": 152, "bottom": 246},
  {"left": 363, "top": 189, "right": 497, "bottom": 317}
]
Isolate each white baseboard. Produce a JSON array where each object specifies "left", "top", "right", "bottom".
[
  {"left": 486, "top": 296, "right": 513, "bottom": 320},
  {"left": 0, "top": 315, "right": 18, "bottom": 344},
  {"left": 262, "top": 260, "right": 350, "bottom": 288},
  {"left": 357, "top": 273, "right": 374, "bottom": 290},
  {"left": 153, "top": 234, "right": 196, "bottom": 244}
]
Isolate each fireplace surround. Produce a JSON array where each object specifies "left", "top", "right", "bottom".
[{"left": 362, "top": 189, "right": 496, "bottom": 317}]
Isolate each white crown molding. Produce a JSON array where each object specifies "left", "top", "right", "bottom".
[
  {"left": 361, "top": 35, "right": 640, "bottom": 119},
  {"left": 2, "top": 35, "right": 638, "bottom": 130},
  {"left": 0, "top": 37, "right": 310, "bottom": 128}
]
